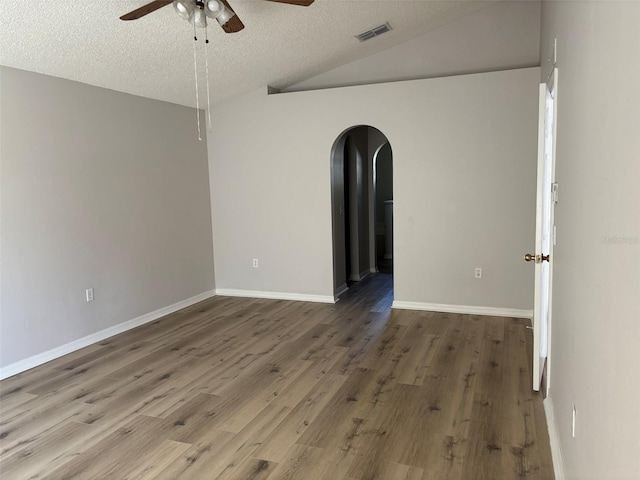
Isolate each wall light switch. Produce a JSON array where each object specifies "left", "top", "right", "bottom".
[
  {"left": 86, "top": 288, "right": 94, "bottom": 302},
  {"left": 253, "top": 259, "right": 259, "bottom": 268}
]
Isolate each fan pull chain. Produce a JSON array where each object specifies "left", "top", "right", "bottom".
[
  {"left": 204, "top": 26, "right": 212, "bottom": 132},
  {"left": 193, "top": 38, "right": 202, "bottom": 141}
]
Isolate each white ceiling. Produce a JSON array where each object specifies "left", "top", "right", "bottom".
[{"left": 0, "top": 1, "right": 497, "bottom": 108}]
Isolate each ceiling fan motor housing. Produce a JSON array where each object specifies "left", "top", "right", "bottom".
[{"left": 173, "top": 0, "right": 234, "bottom": 27}]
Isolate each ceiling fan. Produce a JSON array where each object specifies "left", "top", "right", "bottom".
[{"left": 120, "top": 0, "right": 315, "bottom": 34}]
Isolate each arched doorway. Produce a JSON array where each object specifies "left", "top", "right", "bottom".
[{"left": 330, "top": 125, "right": 393, "bottom": 298}]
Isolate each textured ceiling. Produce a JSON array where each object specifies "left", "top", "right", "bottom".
[{"left": 0, "top": 1, "right": 496, "bottom": 108}]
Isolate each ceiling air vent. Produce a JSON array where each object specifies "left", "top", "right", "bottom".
[{"left": 355, "top": 23, "right": 392, "bottom": 42}]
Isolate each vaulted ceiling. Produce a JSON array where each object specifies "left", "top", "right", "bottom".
[{"left": 0, "top": 1, "right": 498, "bottom": 108}]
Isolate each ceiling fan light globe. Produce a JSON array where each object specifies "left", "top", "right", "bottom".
[
  {"left": 216, "top": 8, "right": 235, "bottom": 26},
  {"left": 204, "top": 0, "right": 223, "bottom": 19},
  {"left": 191, "top": 8, "right": 208, "bottom": 28},
  {"left": 173, "top": 0, "right": 195, "bottom": 21}
]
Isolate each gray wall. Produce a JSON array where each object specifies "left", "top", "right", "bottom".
[
  {"left": 540, "top": 2, "right": 640, "bottom": 478},
  {"left": 330, "top": 135, "right": 347, "bottom": 293},
  {"left": 368, "top": 129, "right": 391, "bottom": 268},
  {"left": 285, "top": 1, "right": 540, "bottom": 92},
  {"left": 208, "top": 67, "right": 539, "bottom": 311},
  {"left": 350, "top": 127, "right": 371, "bottom": 281},
  {"left": 376, "top": 143, "right": 393, "bottom": 226},
  {"left": 0, "top": 67, "right": 215, "bottom": 369}
]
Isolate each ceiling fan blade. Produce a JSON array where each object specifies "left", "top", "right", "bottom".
[
  {"left": 120, "top": 0, "right": 172, "bottom": 21},
  {"left": 263, "top": 0, "right": 314, "bottom": 5},
  {"left": 218, "top": 0, "right": 245, "bottom": 33}
]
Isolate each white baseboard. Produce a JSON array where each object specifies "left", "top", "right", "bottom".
[
  {"left": 0, "top": 290, "right": 216, "bottom": 380},
  {"left": 348, "top": 270, "right": 371, "bottom": 282},
  {"left": 391, "top": 301, "right": 533, "bottom": 319},
  {"left": 334, "top": 283, "right": 349, "bottom": 300},
  {"left": 544, "top": 397, "right": 567, "bottom": 480},
  {"left": 215, "top": 289, "right": 335, "bottom": 304}
]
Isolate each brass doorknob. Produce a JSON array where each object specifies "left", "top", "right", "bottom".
[{"left": 524, "top": 253, "right": 551, "bottom": 263}]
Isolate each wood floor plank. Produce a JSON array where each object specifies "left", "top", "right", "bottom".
[
  {"left": 255, "top": 373, "right": 347, "bottom": 462},
  {"left": 436, "top": 315, "right": 484, "bottom": 437},
  {"left": 150, "top": 403, "right": 289, "bottom": 479},
  {"left": 419, "top": 434, "right": 467, "bottom": 480},
  {"left": 501, "top": 318, "right": 549, "bottom": 479},
  {"left": 0, "top": 348, "right": 100, "bottom": 402},
  {"left": 72, "top": 354, "right": 218, "bottom": 431},
  {"left": 460, "top": 393, "right": 504, "bottom": 479},
  {"left": 0, "top": 273, "right": 554, "bottom": 479},
  {"left": 137, "top": 350, "right": 263, "bottom": 418},
  {"left": 531, "top": 393, "right": 555, "bottom": 480},
  {"left": 179, "top": 403, "right": 290, "bottom": 479},
  {"left": 42, "top": 415, "right": 166, "bottom": 479},
  {"left": 459, "top": 317, "right": 506, "bottom": 479},
  {"left": 345, "top": 382, "right": 432, "bottom": 475},
  {"left": 265, "top": 443, "right": 331, "bottom": 479},
  {"left": 146, "top": 431, "right": 236, "bottom": 480},
  {"left": 0, "top": 391, "right": 37, "bottom": 416},
  {"left": 16, "top": 368, "right": 137, "bottom": 416},
  {"left": 395, "top": 329, "right": 441, "bottom": 386},
  {"left": 473, "top": 316, "right": 505, "bottom": 396},
  {"left": 162, "top": 392, "right": 226, "bottom": 443},
  {"left": 272, "top": 345, "right": 348, "bottom": 408},
  {"left": 47, "top": 339, "right": 153, "bottom": 378},
  {"left": 0, "top": 397, "right": 94, "bottom": 460},
  {"left": 296, "top": 367, "right": 385, "bottom": 449},
  {"left": 120, "top": 439, "right": 192, "bottom": 480},
  {"left": 268, "top": 430, "right": 365, "bottom": 480},
  {"left": 0, "top": 420, "right": 94, "bottom": 479},
  {"left": 227, "top": 457, "right": 278, "bottom": 480},
  {"left": 345, "top": 461, "right": 424, "bottom": 480},
  {"left": 335, "top": 316, "right": 407, "bottom": 376}
]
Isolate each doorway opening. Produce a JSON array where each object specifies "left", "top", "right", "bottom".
[{"left": 330, "top": 125, "right": 393, "bottom": 299}]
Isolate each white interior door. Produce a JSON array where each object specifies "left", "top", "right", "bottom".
[{"left": 530, "top": 69, "right": 558, "bottom": 392}]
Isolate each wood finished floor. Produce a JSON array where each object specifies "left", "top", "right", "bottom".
[{"left": 0, "top": 274, "right": 554, "bottom": 479}]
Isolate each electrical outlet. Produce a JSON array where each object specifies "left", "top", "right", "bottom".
[
  {"left": 86, "top": 288, "right": 94, "bottom": 302},
  {"left": 572, "top": 404, "right": 577, "bottom": 438},
  {"left": 252, "top": 259, "right": 259, "bottom": 268},
  {"left": 474, "top": 267, "right": 482, "bottom": 279}
]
